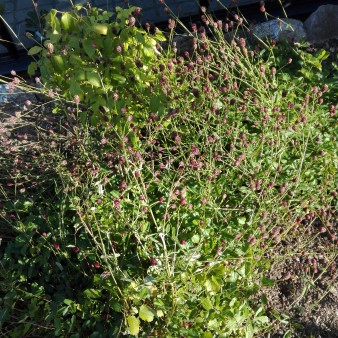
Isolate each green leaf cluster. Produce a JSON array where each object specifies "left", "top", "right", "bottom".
[{"left": 28, "top": 4, "right": 169, "bottom": 132}]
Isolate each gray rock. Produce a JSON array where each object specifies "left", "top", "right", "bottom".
[
  {"left": 160, "top": 33, "right": 196, "bottom": 56},
  {"left": 0, "top": 84, "right": 36, "bottom": 112},
  {"left": 253, "top": 18, "right": 307, "bottom": 42},
  {"left": 304, "top": 5, "right": 338, "bottom": 43},
  {"left": 0, "top": 83, "right": 20, "bottom": 103}
]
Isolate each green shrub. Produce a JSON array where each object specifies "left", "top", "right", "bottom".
[
  {"left": 1, "top": 3, "right": 337, "bottom": 338},
  {"left": 28, "top": 4, "right": 169, "bottom": 134}
]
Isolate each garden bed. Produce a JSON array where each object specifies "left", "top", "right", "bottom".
[{"left": 1, "top": 4, "right": 337, "bottom": 337}]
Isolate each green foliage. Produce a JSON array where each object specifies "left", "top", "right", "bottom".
[
  {"left": 1, "top": 3, "right": 337, "bottom": 338},
  {"left": 261, "top": 40, "right": 338, "bottom": 102},
  {"left": 28, "top": 4, "right": 168, "bottom": 131}
]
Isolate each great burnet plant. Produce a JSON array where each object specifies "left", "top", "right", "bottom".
[
  {"left": 2, "top": 3, "right": 337, "bottom": 337},
  {"left": 28, "top": 4, "right": 168, "bottom": 131}
]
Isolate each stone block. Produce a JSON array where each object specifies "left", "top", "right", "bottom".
[
  {"left": 304, "top": 5, "right": 338, "bottom": 42},
  {"left": 253, "top": 18, "right": 306, "bottom": 43},
  {"left": 160, "top": 32, "right": 199, "bottom": 56}
]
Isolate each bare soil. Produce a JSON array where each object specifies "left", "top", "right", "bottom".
[{"left": 262, "top": 223, "right": 338, "bottom": 338}]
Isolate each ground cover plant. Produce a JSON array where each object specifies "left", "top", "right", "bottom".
[{"left": 0, "top": 1, "right": 337, "bottom": 337}]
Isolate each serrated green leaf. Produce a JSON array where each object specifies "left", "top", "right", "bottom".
[
  {"left": 112, "top": 74, "right": 126, "bottom": 84},
  {"left": 83, "top": 39, "right": 95, "bottom": 58},
  {"left": 74, "top": 70, "right": 86, "bottom": 81},
  {"left": 83, "top": 288, "right": 101, "bottom": 299},
  {"left": 93, "top": 24, "right": 108, "bottom": 35},
  {"left": 28, "top": 46, "right": 43, "bottom": 56},
  {"left": 147, "top": 37, "right": 157, "bottom": 47},
  {"left": 317, "top": 49, "right": 329, "bottom": 61},
  {"left": 204, "top": 278, "right": 221, "bottom": 293},
  {"left": 68, "top": 37, "right": 80, "bottom": 49},
  {"left": 139, "top": 304, "right": 154, "bottom": 322},
  {"left": 143, "top": 46, "right": 154, "bottom": 58},
  {"left": 48, "top": 10, "right": 61, "bottom": 33},
  {"left": 201, "top": 297, "right": 213, "bottom": 311},
  {"left": 191, "top": 234, "right": 200, "bottom": 243},
  {"left": 111, "top": 301, "right": 123, "bottom": 312},
  {"left": 27, "top": 62, "right": 37, "bottom": 76},
  {"left": 63, "top": 299, "right": 73, "bottom": 305},
  {"left": 103, "top": 33, "right": 113, "bottom": 56},
  {"left": 51, "top": 55, "right": 65, "bottom": 72},
  {"left": 208, "top": 318, "right": 219, "bottom": 330},
  {"left": 129, "top": 132, "right": 140, "bottom": 148},
  {"left": 157, "top": 309, "right": 164, "bottom": 317},
  {"left": 211, "top": 275, "right": 221, "bottom": 292},
  {"left": 138, "top": 287, "right": 150, "bottom": 299},
  {"left": 254, "top": 316, "right": 269, "bottom": 325},
  {"left": 86, "top": 72, "right": 101, "bottom": 87},
  {"left": 135, "top": 32, "right": 145, "bottom": 44},
  {"left": 69, "top": 78, "right": 83, "bottom": 98},
  {"left": 49, "top": 33, "right": 61, "bottom": 43},
  {"left": 127, "top": 315, "right": 140, "bottom": 336},
  {"left": 155, "top": 31, "right": 167, "bottom": 42},
  {"left": 61, "top": 13, "right": 74, "bottom": 31}
]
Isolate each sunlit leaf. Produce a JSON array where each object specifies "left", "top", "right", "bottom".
[
  {"left": 139, "top": 304, "right": 154, "bottom": 322},
  {"left": 201, "top": 297, "right": 213, "bottom": 311},
  {"left": 86, "top": 72, "right": 101, "bottom": 87},
  {"left": 155, "top": 31, "right": 166, "bottom": 42},
  {"left": 51, "top": 55, "right": 65, "bottom": 72},
  {"left": 74, "top": 70, "right": 86, "bottom": 81},
  {"left": 127, "top": 316, "right": 140, "bottom": 336},
  {"left": 191, "top": 234, "right": 200, "bottom": 243},
  {"left": 157, "top": 309, "right": 164, "bottom": 317},
  {"left": 93, "top": 23, "right": 108, "bottom": 35},
  {"left": 83, "top": 288, "right": 101, "bottom": 299},
  {"left": 254, "top": 316, "right": 269, "bottom": 325},
  {"left": 61, "top": 12, "right": 74, "bottom": 31},
  {"left": 143, "top": 46, "right": 154, "bottom": 58},
  {"left": 112, "top": 74, "right": 126, "bottom": 84},
  {"left": 207, "top": 319, "right": 219, "bottom": 330},
  {"left": 28, "top": 46, "right": 43, "bottom": 56},
  {"left": 63, "top": 299, "right": 73, "bottom": 305}
]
